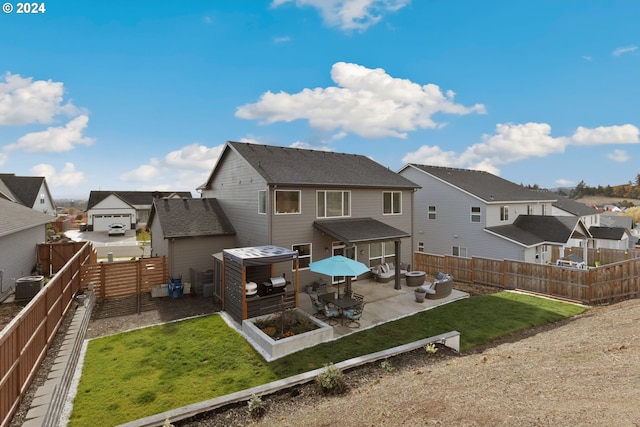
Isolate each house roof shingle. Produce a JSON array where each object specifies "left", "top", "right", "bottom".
[
  {"left": 406, "top": 165, "right": 555, "bottom": 203},
  {"left": 203, "top": 142, "right": 420, "bottom": 189},
  {"left": 0, "top": 198, "right": 53, "bottom": 237},
  {"left": 588, "top": 226, "right": 628, "bottom": 240},
  {"left": 485, "top": 215, "right": 588, "bottom": 246},
  {"left": 550, "top": 193, "right": 599, "bottom": 216},
  {"left": 88, "top": 191, "right": 193, "bottom": 210},
  {"left": 314, "top": 218, "right": 411, "bottom": 244},
  {"left": 148, "top": 198, "right": 235, "bottom": 238},
  {"left": 0, "top": 173, "right": 49, "bottom": 207}
]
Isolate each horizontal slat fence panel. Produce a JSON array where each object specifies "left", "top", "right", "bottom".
[{"left": 414, "top": 250, "right": 640, "bottom": 305}]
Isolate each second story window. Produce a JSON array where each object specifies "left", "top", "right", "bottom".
[
  {"left": 471, "top": 206, "right": 481, "bottom": 223},
  {"left": 527, "top": 204, "right": 534, "bottom": 215},
  {"left": 541, "top": 204, "right": 547, "bottom": 215},
  {"left": 258, "top": 190, "right": 266, "bottom": 214},
  {"left": 317, "top": 190, "right": 350, "bottom": 218},
  {"left": 40, "top": 193, "right": 45, "bottom": 204},
  {"left": 500, "top": 206, "right": 509, "bottom": 221},
  {"left": 428, "top": 205, "right": 436, "bottom": 220},
  {"left": 275, "top": 190, "right": 300, "bottom": 214},
  {"left": 383, "top": 191, "right": 402, "bottom": 215}
]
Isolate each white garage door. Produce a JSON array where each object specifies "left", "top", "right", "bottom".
[{"left": 93, "top": 214, "right": 131, "bottom": 232}]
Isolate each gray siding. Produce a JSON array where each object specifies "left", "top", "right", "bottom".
[
  {"left": 201, "top": 151, "right": 269, "bottom": 247},
  {"left": 149, "top": 219, "right": 169, "bottom": 258},
  {"left": 402, "top": 167, "right": 530, "bottom": 261},
  {"left": 0, "top": 225, "right": 45, "bottom": 299},
  {"left": 169, "top": 235, "right": 236, "bottom": 281}
]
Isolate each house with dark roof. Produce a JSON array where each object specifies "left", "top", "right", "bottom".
[
  {"left": 147, "top": 197, "right": 236, "bottom": 283},
  {"left": 398, "top": 164, "right": 590, "bottom": 263},
  {"left": 198, "top": 141, "right": 419, "bottom": 290},
  {"left": 588, "top": 226, "right": 633, "bottom": 250},
  {"left": 0, "top": 198, "right": 53, "bottom": 301},
  {"left": 86, "top": 190, "right": 192, "bottom": 232},
  {"left": 0, "top": 173, "right": 56, "bottom": 216}
]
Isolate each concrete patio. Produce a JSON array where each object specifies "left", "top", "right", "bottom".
[{"left": 297, "top": 275, "right": 469, "bottom": 337}]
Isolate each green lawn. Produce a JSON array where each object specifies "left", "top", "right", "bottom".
[{"left": 69, "top": 292, "right": 585, "bottom": 426}]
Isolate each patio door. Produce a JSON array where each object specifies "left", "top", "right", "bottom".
[{"left": 332, "top": 243, "right": 357, "bottom": 285}]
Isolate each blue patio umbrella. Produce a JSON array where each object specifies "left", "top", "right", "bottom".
[{"left": 309, "top": 255, "right": 370, "bottom": 295}]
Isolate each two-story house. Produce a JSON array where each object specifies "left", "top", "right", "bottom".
[
  {"left": 0, "top": 173, "right": 56, "bottom": 216},
  {"left": 398, "top": 164, "right": 591, "bottom": 264},
  {"left": 198, "top": 142, "right": 419, "bottom": 289}
]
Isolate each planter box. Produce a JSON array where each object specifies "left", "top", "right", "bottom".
[{"left": 242, "top": 309, "right": 334, "bottom": 361}]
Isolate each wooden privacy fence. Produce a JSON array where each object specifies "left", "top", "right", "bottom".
[
  {"left": 80, "top": 256, "right": 168, "bottom": 300},
  {"left": 0, "top": 241, "right": 93, "bottom": 427},
  {"left": 37, "top": 241, "right": 91, "bottom": 276},
  {"left": 551, "top": 246, "right": 640, "bottom": 266},
  {"left": 414, "top": 251, "right": 640, "bottom": 305}
]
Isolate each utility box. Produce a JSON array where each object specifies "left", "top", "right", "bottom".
[{"left": 15, "top": 275, "right": 45, "bottom": 300}]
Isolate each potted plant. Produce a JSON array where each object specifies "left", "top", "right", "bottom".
[{"left": 414, "top": 286, "right": 427, "bottom": 303}]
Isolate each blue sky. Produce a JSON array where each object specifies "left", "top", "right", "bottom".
[{"left": 1, "top": 0, "right": 639, "bottom": 199}]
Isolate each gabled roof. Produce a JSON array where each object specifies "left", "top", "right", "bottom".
[
  {"left": 148, "top": 198, "right": 235, "bottom": 238},
  {"left": 88, "top": 191, "right": 193, "bottom": 210},
  {"left": 485, "top": 215, "right": 590, "bottom": 247},
  {"left": 589, "top": 226, "right": 629, "bottom": 240},
  {"left": 0, "top": 198, "right": 53, "bottom": 237},
  {"left": 402, "top": 164, "right": 554, "bottom": 203},
  {"left": 201, "top": 141, "right": 420, "bottom": 189},
  {"left": 550, "top": 193, "right": 599, "bottom": 216},
  {"left": 0, "top": 173, "right": 51, "bottom": 207}
]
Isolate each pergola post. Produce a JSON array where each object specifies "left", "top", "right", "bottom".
[{"left": 394, "top": 239, "right": 401, "bottom": 290}]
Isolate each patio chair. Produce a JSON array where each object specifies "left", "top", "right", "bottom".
[
  {"left": 323, "top": 304, "right": 341, "bottom": 326},
  {"left": 309, "top": 293, "right": 326, "bottom": 319},
  {"left": 316, "top": 283, "right": 328, "bottom": 295},
  {"left": 342, "top": 302, "right": 364, "bottom": 328},
  {"left": 352, "top": 292, "right": 365, "bottom": 303}
]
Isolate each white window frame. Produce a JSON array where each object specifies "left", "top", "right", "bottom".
[
  {"left": 428, "top": 205, "right": 436, "bottom": 220},
  {"left": 417, "top": 241, "right": 424, "bottom": 252},
  {"left": 500, "top": 206, "right": 509, "bottom": 221},
  {"left": 527, "top": 204, "right": 534, "bottom": 215},
  {"left": 471, "top": 206, "right": 481, "bottom": 223},
  {"left": 258, "top": 190, "right": 266, "bottom": 215},
  {"left": 541, "top": 204, "right": 547, "bottom": 215},
  {"left": 317, "top": 190, "right": 350, "bottom": 218},
  {"left": 368, "top": 241, "right": 396, "bottom": 267},
  {"left": 383, "top": 191, "right": 402, "bottom": 215},
  {"left": 452, "top": 246, "right": 468, "bottom": 258},
  {"left": 275, "top": 190, "right": 301, "bottom": 215},
  {"left": 292, "top": 243, "right": 311, "bottom": 270}
]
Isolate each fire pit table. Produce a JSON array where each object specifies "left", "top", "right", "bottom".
[{"left": 405, "top": 271, "right": 426, "bottom": 287}]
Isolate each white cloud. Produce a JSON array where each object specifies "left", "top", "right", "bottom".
[
  {"left": 272, "top": 0, "right": 409, "bottom": 31},
  {"left": 403, "top": 122, "right": 640, "bottom": 176},
  {"left": 570, "top": 125, "right": 639, "bottom": 145},
  {"left": 608, "top": 149, "right": 629, "bottom": 162},
  {"left": 273, "top": 36, "right": 291, "bottom": 44},
  {"left": 236, "top": 62, "right": 486, "bottom": 139},
  {"left": 555, "top": 178, "right": 574, "bottom": 187},
  {"left": 30, "top": 162, "right": 85, "bottom": 187},
  {"left": 0, "top": 152, "right": 7, "bottom": 166},
  {"left": 582, "top": 55, "right": 592, "bottom": 61},
  {"left": 289, "top": 141, "right": 334, "bottom": 151},
  {"left": 0, "top": 72, "right": 79, "bottom": 126},
  {"left": 5, "top": 115, "right": 93, "bottom": 152},
  {"left": 612, "top": 45, "right": 638, "bottom": 56},
  {"left": 121, "top": 143, "right": 225, "bottom": 190}
]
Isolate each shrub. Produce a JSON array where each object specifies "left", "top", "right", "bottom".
[
  {"left": 315, "top": 364, "right": 346, "bottom": 395},
  {"left": 247, "top": 394, "right": 266, "bottom": 418},
  {"left": 424, "top": 343, "right": 438, "bottom": 355},
  {"left": 380, "top": 358, "right": 395, "bottom": 372}
]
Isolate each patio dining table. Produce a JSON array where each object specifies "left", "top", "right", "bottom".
[{"left": 318, "top": 293, "right": 359, "bottom": 325}]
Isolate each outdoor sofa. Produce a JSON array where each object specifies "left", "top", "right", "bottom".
[
  {"left": 420, "top": 272, "right": 453, "bottom": 299},
  {"left": 371, "top": 262, "right": 409, "bottom": 283}
]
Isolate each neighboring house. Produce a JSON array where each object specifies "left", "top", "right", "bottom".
[
  {"left": 198, "top": 141, "right": 419, "bottom": 289},
  {"left": 588, "top": 226, "right": 632, "bottom": 250},
  {"left": 0, "top": 198, "right": 53, "bottom": 301},
  {"left": 147, "top": 197, "right": 236, "bottom": 282},
  {"left": 551, "top": 193, "right": 601, "bottom": 248},
  {"left": 398, "top": 164, "right": 588, "bottom": 264},
  {"left": 87, "top": 191, "right": 192, "bottom": 232},
  {"left": 0, "top": 173, "right": 56, "bottom": 216}
]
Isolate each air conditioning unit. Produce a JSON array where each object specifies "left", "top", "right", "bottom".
[{"left": 15, "top": 275, "right": 44, "bottom": 300}]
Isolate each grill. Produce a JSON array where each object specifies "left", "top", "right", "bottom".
[{"left": 269, "top": 277, "right": 286, "bottom": 288}]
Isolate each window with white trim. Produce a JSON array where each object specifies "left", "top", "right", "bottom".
[
  {"left": 417, "top": 241, "right": 424, "bottom": 252},
  {"left": 452, "top": 246, "right": 468, "bottom": 257},
  {"left": 368, "top": 241, "right": 396, "bottom": 267},
  {"left": 317, "top": 190, "right": 350, "bottom": 218},
  {"left": 292, "top": 243, "right": 311, "bottom": 270},
  {"left": 428, "top": 205, "right": 436, "bottom": 220},
  {"left": 258, "top": 190, "right": 266, "bottom": 214},
  {"left": 275, "top": 190, "right": 300, "bottom": 214},
  {"left": 383, "top": 191, "right": 402, "bottom": 215},
  {"left": 527, "top": 204, "right": 534, "bottom": 215},
  {"left": 500, "top": 206, "right": 509, "bottom": 221},
  {"left": 541, "top": 204, "right": 547, "bottom": 215},
  {"left": 471, "top": 206, "right": 481, "bottom": 223}
]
